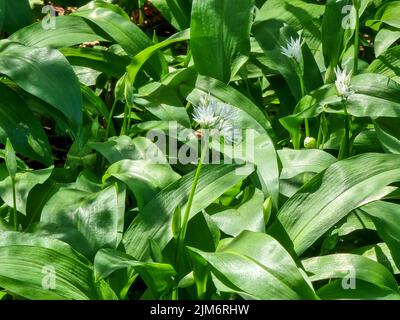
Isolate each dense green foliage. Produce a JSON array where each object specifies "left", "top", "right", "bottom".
[{"left": 1, "top": 0, "right": 400, "bottom": 300}]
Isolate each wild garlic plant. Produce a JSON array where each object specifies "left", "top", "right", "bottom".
[
  {"left": 281, "top": 36, "right": 313, "bottom": 149},
  {"left": 1, "top": 0, "right": 400, "bottom": 303},
  {"left": 173, "top": 94, "right": 238, "bottom": 299},
  {"left": 335, "top": 66, "right": 354, "bottom": 159}
]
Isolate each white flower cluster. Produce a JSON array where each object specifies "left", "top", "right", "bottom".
[
  {"left": 334, "top": 67, "right": 354, "bottom": 99},
  {"left": 281, "top": 37, "right": 303, "bottom": 65},
  {"left": 192, "top": 95, "right": 240, "bottom": 144}
]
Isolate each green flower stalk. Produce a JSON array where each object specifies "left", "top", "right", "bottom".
[
  {"left": 173, "top": 95, "right": 238, "bottom": 299},
  {"left": 353, "top": 0, "right": 361, "bottom": 74},
  {"left": 5, "top": 139, "right": 18, "bottom": 230},
  {"left": 281, "top": 36, "right": 314, "bottom": 148},
  {"left": 335, "top": 66, "right": 354, "bottom": 159}
]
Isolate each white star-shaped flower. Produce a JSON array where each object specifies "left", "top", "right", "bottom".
[
  {"left": 192, "top": 95, "right": 240, "bottom": 144},
  {"left": 281, "top": 37, "right": 303, "bottom": 64},
  {"left": 334, "top": 66, "right": 354, "bottom": 99},
  {"left": 192, "top": 95, "right": 219, "bottom": 129}
]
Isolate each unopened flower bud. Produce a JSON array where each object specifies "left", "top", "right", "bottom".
[{"left": 304, "top": 136, "right": 316, "bottom": 149}]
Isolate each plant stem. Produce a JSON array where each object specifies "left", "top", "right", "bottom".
[
  {"left": 120, "top": 103, "right": 130, "bottom": 136},
  {"left": 316, "top": 119, "right": 322, "bottom": 149},
  {"left": 195, "top": 269, "right": 208, "bottom": 300},
  {"left": 296, "top": 63, "right": 310, "bottom": 142},
  {"left": 105, "top": 99, "right": 117, "bottom": 140},
  {"left": 126, "top": 103, "right": 133, "bottom": 133},
  {"left": 353, "top": 1, "right": 360, "bottom": 74},
  {"left": 339, "top": 101, "right": 350, "bottom": 159},
  {"left": 11, "top": 179, "right": 17, "bottom": 230},
  {"left": 173, "top": 137, "right": 209, "bottom": 299}
]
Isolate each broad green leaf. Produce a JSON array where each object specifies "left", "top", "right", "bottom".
[
  {"left": 360, "top": 201, "right": 400, "bottom": 269},
  {"left": 190, "top": 0, "right": 254, "bottom": 82},
  {"left": 211, "top": 131, "right": 280, "bottom": 207},
  {"left": 281, "top": 73, "right": 400, "bottom": 137},
  {"left": 91, "top": 136, "right": 168, "bottom": 164},
  {"left": 81, "top": 85, "right": 112, "bottom": 130},
  {"left": 94, "top": 248, "right": 175, "bottom": 297},
  {"left": 317, "top": 279, "right": 400, "bottom": 300},
  {"left": 303, "top": 253, "right": 399, "bottom": 292},
  {"left": 0, "top": 167, "right": 53, "bottom": 215},
  {"left": 4, "top": 139, "right": 17, "bottom": 180},
  {"left": 253, "top": 133, "right": 280, "bottom": 208},
  {"left": 321, "top": 0, "right": 353, "bottom": 80},
  {"left": 374, "top": 118, "right": 400, "bottom": 154},
  {"left": 0, "top": 82, "right": 52, "bottom": 165},
  {"left": 60, "top": 47, "right": 130, "bottom": 78},
  {"left": 9, "top": 16, "right": 111, "bottom": 48},
  {"left": 208, "top": 188, "right": 264, "bottom": 237},
  {"left": 374, "top": 28, "right": 400, "bottom": 57},
  {"left": 331, "top": 210, "right": 375, "bottom": 238},
  {"left": 254, "top": 0, "right": 324, "bottom": 53},
  {"left": 321, "top": 0, "right": 370, "bottom": 80},
  {"left": 278, "top": 148, "right": 337, "bottom": 180},
  {"left": 123, "top": 163, "right": 254, "bottom": 260},
  {"left": 188, "top": 231, "right": 316, "bottom": 300},
  {"left": 355, "top": 243, "right": 400, "bottom": 274},
  {"left": 125, "top": 29, "right": 190, "bottom": 87},
  {"left": 28, "top": 222, "right": 94, "bottom": 260},
  {"left": 72, "top": 66, "right": 101, "bottom": 86},
  {"left": 151, "top": 0, "right": 192, "bottom": 30},
  {"left": 276, "top": 153, "right": 400, "bottom": 255},
  {"left": 0, "top": 231, "right": 115, "bottom": 300},
  {"left": 372, "top": 1, "right": 400, "bottom": 29},
  {"left": 73, "top": 1, "right": 165, "bottom": 80},
  {"left": 136, "top": 81, "right": 191, "bottom": 127},
  {"left": 0, "top": 40, "right": 83, "bottom": 135},
  {"left": 252, "top": 21, "right": 323, "bottom": 100},
  {"left": 0, "top": 0, "right": 32, "bottom": 34},
  {"left": 103, "top": 159, "right": 180, "bottom": 210},
  {"left": 0, "top": 1, "right": 4, "bottom": 34},
  {"left": 368, "top": 46, "right": 400, "bottom": 83},
  {"left": 41, "top": 185, "right": 125, "bottom": 259}
]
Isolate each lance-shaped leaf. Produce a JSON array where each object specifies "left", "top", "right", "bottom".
[
  {"left": 303, "top": 254, "right": 400, "bottom": 296},
  {"left": 278, "top": 148, "right": 337, "bottom": 180},
  {"left": 0, "top": 0, "right": 31, "bottom": 34},
  {"left": 0, "top": 167, "right": 53, "bottom": 215},
  {"left": 360, "top": 201, "right": 400, "bottom": 270},
  {"left": 41, "top": 184, "right": 125, "bottom": 259},
  {"left": 73, "top": 1, "right": 165, "bottom": 80},
  {"left": 276, "top": 153, "right": 400, "bottom": 255},
  {"left": 0, "top": 40, "right": 83, "bottom": 135},
  {"left": 103, "top": 159, "right": 181, "bottom": 210},
  {"left": 123, "top": 163, "right": 254, "bottom": 260},
  {"left": 0, "top": 82, "right": 52, "bottom": 165},
  {"left": 190, "top": 0, "right": 254, "bottom": 82},
  {"left": 9, "top": 15, "right": 112, "bottom": 48},
  {"left": 188, "top": 231, "right": 317, "bottom": 300},
  {"left": 94, "top": 248, "right": 175, "bottom": 297},
  {"left": 208, "top": 188, "right": 265, "bottom": 237},
  {"left": 0, "top": 231, "right": 116, "bottom": 300},
  {"left": 253, "top": 19, "right": 323, "bottom": 100},
  {"left": 91, "top": 136, "right": 168, "bottom": 164},
  {"left": 280, "top": 73, "right": 400, "bottom": 138},
  {"left": 151, "top": 0, "right": 192, "bottom": 31}
]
